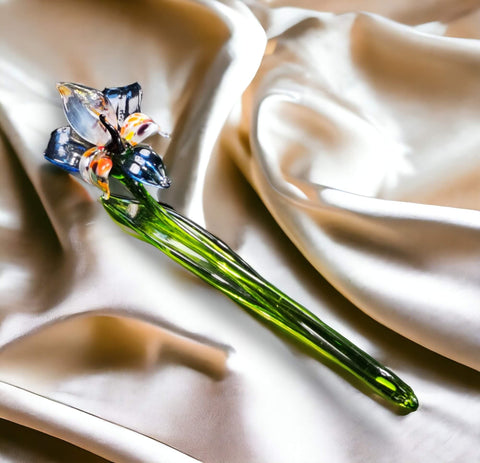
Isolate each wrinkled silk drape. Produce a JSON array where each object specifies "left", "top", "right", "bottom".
[{"left": 0, "top": 0, "right": 479, "bottom": 462}]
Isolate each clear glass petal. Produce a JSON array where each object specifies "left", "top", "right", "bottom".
[
  {"left": 57, "top": 82, "right": 118, "bottom": 146},
  {"left": 103, "top": 82, "right": 142, "bottom": 127},
  {"left": 120, "top": 113, "right": 161, "bottom": 146},
  {"left": 121, "top": 145, "right": 171, "bottom": 189},
  {"left": 79, "top": 146, "right": 113, "bottom": 198},
  {"left": 44, "top": 126, "right": 91, "bottom": 172}
]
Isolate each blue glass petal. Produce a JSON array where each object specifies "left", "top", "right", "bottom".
[
  {"left": 44, "top": 126, "right": 91, "bottom": 172},
  {"left": 121, "top": 145, "right": 171, "bottom": 189},
  {"left": 103, "top": 83, "right": 143, "bottom": 128}
]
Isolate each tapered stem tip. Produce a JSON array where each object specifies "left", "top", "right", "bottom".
[{"left": 401, "top": 393, "right": 419, "bottom": 412}]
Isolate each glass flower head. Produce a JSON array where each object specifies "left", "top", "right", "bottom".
[{"left": 44, "top": 82, "right": 171, "bottom": 198}]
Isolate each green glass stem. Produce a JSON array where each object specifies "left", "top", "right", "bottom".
[{"left": 102, "top": 174, "right": 418, "bottom": 412}]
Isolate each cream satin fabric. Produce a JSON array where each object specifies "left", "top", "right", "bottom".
[{"left": 0, "top": 0, "right": 479, "bottom": 462}]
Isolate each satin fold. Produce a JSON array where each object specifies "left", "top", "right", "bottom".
[
  {"left": 0, "top": 381, "right": 200, "bottom": 463},
  {"left": 223, "top": 8, "right": 480, "bottom": 370}
]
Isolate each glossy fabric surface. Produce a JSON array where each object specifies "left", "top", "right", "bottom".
[{"left": 0, "top": 1, "right": 479, "bottom": 462}]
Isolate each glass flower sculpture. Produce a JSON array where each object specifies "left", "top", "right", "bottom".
[{"left": 45, "top": 82, "right": 418, "bottom": 412}]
